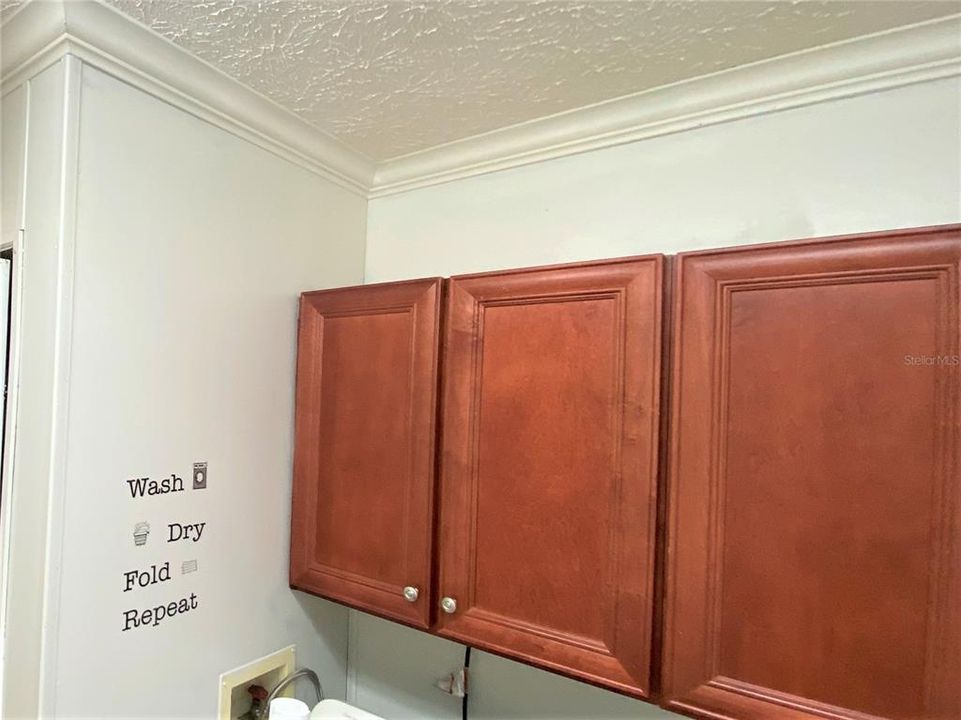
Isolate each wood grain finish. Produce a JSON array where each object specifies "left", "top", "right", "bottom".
[
  {"left": 290, "top": 278, "right": 442, "bottom": 628},
  {"left": 437, "top": 256, "right": 664, "bottom": 698},
  {"left": 663, "top": 226, "right": 961, "bottom": 720}
]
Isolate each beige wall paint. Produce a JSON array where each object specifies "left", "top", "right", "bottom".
[{"left": 358, "top": 76, "right": 961, "bottom": 719}]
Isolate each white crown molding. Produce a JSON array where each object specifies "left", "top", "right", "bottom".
[
  {"left": 2, "top": 3, "right": 959, "bottom": 200},
  {"left": 0, "top": 0, "right": 376, "bottom": 196},
  {"left": 370, "top": 14, "right": 961, "bottom": 198}
]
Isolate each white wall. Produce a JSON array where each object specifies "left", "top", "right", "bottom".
[
  {"left": 359, "top": 77, "right": 961, "bottom": 719},
  {"left": 0, "top": 58, "right": 76, "bottom": 720},
  {"left": 3, "top": 58, "right": 368, "bottom": 719},
  {"left": 0, "top": 80, "right": 25, "bottom": 249},
  {"left": 0, "top": 74, "right": 28, "bottom": 718},
  {"left": 368, "top": 78, "right": 961, "bottom": 282}
]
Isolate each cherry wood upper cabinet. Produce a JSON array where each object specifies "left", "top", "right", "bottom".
[
  {"left": 663, "top": 226, "right": 961, "bottom": 720},
  {"left": 436, "top": 256, "right": 665, "bottom": 698},
  {"left": 289, "top": 278, "right": 443, "bottom": 629}
]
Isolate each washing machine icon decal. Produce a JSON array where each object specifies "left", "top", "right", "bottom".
[{"left": 193, "top": 462, "right": 207, "bottom": 490}]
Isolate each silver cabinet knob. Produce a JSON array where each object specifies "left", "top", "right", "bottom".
[
  {"left": 440, "top": 596, "right": 457, "bottom": 614},
  {"left": 403, "top": 586, "right": 419, "bottom": 602}
]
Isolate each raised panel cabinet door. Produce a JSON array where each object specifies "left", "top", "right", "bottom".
[
  {"left": 290, "top": 278, "right": 443, "bottom": 629},
  {"left": 437, "top": 256, "right": 665, "bottom": 698},
  {"left": 664, "top": 225, "right": 961, "bottom": 720}
]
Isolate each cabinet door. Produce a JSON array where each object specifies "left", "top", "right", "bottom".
[
  {"left": 290, "top": 279, "right": 442, "bottom": 629},
  {"left": 664, "top": 226, "right": 961, "bottom": 720},
  {"left": 437, "top": 257, "right": 664, "bottom": 698}
]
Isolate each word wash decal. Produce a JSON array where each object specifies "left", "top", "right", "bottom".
[{"left": 123, "top": 463, "right": 207, "bottom": 632}]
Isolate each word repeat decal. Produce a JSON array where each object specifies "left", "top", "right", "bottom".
[{"left": 123, "top": 462, "right": 207, "bottom": 632}]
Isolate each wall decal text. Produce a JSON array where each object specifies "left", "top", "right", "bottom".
[
  {"left": 122, "top": 593, "right": 199, "bottom": 631},
  {"left": 168, "top": 522, "right": 205, "bottom": 543},
  {"left": 127, "top": 474, "right": 185, "bottom": 498},
  {"left": 124, "top": 562, "right": 171, "bottom": 592}
]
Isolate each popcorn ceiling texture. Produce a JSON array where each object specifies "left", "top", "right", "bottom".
[
  {"left": 0, "top": 0, "right": 22, "bottom": 22},
  {"left": 8, "top": 1, "right": 958, "bottom": 160}
]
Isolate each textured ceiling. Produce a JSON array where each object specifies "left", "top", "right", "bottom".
[
  {"left": 0, "top": 0, "right": 22, "bottom": 22},
  {"left": 8, "top": 1, "right": 961, "bottom": 160}
]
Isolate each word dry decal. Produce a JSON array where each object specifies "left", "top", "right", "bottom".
[{"left": 168, "top": 522, "right": 205, "bottom": 543}]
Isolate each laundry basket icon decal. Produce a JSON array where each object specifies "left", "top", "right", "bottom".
[{"left": 133, "top": 522, "right": 150, "bottom": 547}]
